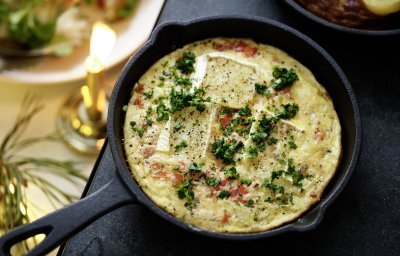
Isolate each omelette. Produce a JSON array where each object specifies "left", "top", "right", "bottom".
[{"left": 123, "top": 38, "right": 341, "bottom": 233}]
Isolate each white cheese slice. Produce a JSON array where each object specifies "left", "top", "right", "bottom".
[
  {"left": 170, "top": 104, "right": 216, "bottom": 162},
  {"left": 155, "top": 119, "right": 171, "bottom": 153},
  {"left": 192, "top": 53, "right": 261, "bottom": 109}
]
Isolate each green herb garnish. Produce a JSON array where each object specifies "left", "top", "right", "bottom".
[
  {"left": 155, "top": 101, "right": 170, "bottom": 122},
  {"left": 225, "top": 167, "right": 239, "bottom": 180},
  {"left": 247, "top": 146, "right": 259, "bottom": 158},
  {"left": 174, "top": 76, "right": 192, "bottom": 87},
  {"left": 217, "top": 190, "right": 231, "bottom": 199},
  {"left": 240, "top": 179, "right": 252, "bottom": 186},
  {"left": 205, "top": 177, "right": 221, "bottom": 187},
  {"left": 255, "top": 83, "right": 270, "bottom": 96},
  {"left": 173, "top": 124, "right": 183, "bottom": 132},
  {"left": 175, "top": 140, "right": 188, "bottom": 152},
  {"left": 267, "top": 137, "right": 278, "bottom": 145},
  {"left": 177, "top": 179, "right": 194, "bottom": 201},
  {"left": 271, "top": 66, "right": 299, "bottom": 90},
  {"left": 245, "top": 199, "right": 254, "bottom": 207},
  {"left": 169, "top": 87, "right": 210, "bottom": 113},
  {"left": 211, "top": 138, "right": 244, "bottom": 164},
  {"left": 143, "top": 90, "right": 154, "bottom": 99},
  {"left": 188, "top": 162, "right": 203, "bottom": 174},
  {"left": 263, "top": 179, "right": 285, "bottom": 194},
  {"left": 129, "top": 121, "right": 144, "bottom": 137},
  {"left": 238, "top": 105, "right": 251, "bottom": 116},
  {"left": 271, "top": 170, "right": 284, "bottom": 181},
  {"left": 288, "top": 141, "right": 297, "bottom": 149},
  {"left": 275, "top": 103, "right": 299, "bottom": 119},
  {"left": 175, "top": 52, "right": 196, "bottom": 74}
]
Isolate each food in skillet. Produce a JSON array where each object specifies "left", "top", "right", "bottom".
[
  {"left": 123, "top": 38, "right": 341, "bottom": 233},
  {"left": 296, "top": 0, "right": 400, "bottom": 27}
]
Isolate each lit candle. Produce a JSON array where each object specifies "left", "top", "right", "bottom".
[{"left": 82, "top": 21, "right": 116, "bottom": 122}]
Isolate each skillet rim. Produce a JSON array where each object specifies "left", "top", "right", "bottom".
[{"left": 108, "top": 15, "right": 362, "bottom": 240}]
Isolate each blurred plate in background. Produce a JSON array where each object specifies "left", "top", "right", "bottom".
[{"left": 0, "top": 0, "right": 165, "bottom": 86}]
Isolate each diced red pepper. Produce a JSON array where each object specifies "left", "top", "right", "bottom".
[
  {"left": 221, "top": 213, "right": 230, "bottom": 223},
  {"left": 152, "top": 170, "right": 168, "bottom": 180},
  {"left": 134, "top": 83, "right": 144, "bottom": 94},
  {"left": 213, "top": 40, "right": 233, "bottom": 51},
  {"left": 233, "top": 41, "right": 258, "bottom": 57},
  {"left": 134, "top": 96, "right": 143, "bottom": 108},
  {"left": 173, "top": 172, "right": 184, "bottom": 185},
  {"left": 141, "top": 146, "right": 155, "bottom": 159},
  {"left": 220, "top": 115, "right": 234, "bottom": 127},
  {"left": 215, "top": 179, "right": 229, "bottom": 191}
]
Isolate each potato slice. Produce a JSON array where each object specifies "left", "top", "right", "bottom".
[{"left": 362, "top": 0, "right": 400, "bottom": 15}]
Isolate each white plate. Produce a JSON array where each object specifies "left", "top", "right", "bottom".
[{"left": 0, "top": 0, "right": 165, "bottom": 85}]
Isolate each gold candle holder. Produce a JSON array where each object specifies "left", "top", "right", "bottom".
[{"left": 57, "top": 22, "right": 115, "bottom": 154}]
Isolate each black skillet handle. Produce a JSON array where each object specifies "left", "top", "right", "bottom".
[{"left": 0, "top": 176, "right": 136, "bottom": 256}]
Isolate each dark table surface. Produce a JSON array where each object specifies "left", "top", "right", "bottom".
[{"left": 59, "top": 0, "right": 400, "bottom": 255}]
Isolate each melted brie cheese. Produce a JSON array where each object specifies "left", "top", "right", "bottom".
[{"left": 123, "top": 38, "right": 341, "bottom": 233}]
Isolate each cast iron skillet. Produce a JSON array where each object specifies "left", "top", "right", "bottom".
[
  {"left": 283, "top": 0, "right": 400, "bottom": 36},
  {"left": 0, "top": 16, "right": 361, "bottom": 256}
]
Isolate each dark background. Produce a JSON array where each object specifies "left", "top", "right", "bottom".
[{"left": 60, "top": 0, "right": 400, "bottom": 255}]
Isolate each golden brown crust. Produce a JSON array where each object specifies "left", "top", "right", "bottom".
[{"left": 297, "top": 0, "right": 379, "bottom": 27}]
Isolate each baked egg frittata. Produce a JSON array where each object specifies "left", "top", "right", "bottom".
[{"left": 123, "top": 38, "right": 341, "bottom": 233}]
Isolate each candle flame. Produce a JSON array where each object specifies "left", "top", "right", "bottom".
[
  {"left": 81, "top": 85, "right": 92, "bottom": 108},
  {"left": 90, "top": 21, "right": 116, "bottom": 65}
]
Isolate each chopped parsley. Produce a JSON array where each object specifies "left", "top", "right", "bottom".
[
  {"left": 251, "top": 132, "right": 269, "bottom": 148},
  {"left": 271, "top": 66, "right": 299, "bottom": 90},
  {"left": 217, "top": 190, "right": 231, "bottom": 199},
  {"left": 174, "top": 76, "right": 192, "bottom": 87},
  {"left": 247, "top": 146, "right": 259, "bottom": 158},
  {"left": 211, "top": 138, "right": 244, "bottom": 164},
  {"left": 267, "top": 137, "right": 278, "bottom": 145},
  {"left": 255, "top": 83, "right": 270, "bottom": 96},
  {"left": 145, "top": 116, "right": 153, "bottom": 126},
  {"left": 284, "top": 158, "right": 312, "bottom": 190},
  {"left": 263, "top": 179, "right": 285, "bottom": 194},
  {"left": 155, "top": 100, "right": 170, "bottom": 121},
  {"left": 225, "top": 167, "right": 239, "bottom": 180},
  {"left": 177, "top": 179, "right": 194, "bottom": 201},
  {"left": 288, "top": 141, "right": 297, "bottom": 149},
  {"left": 169, "top": 87, "right": 210, "bottom": 113},
  {"left": 175, "top": 140, "right": 188, "bottom": 152},
  {"left": 251, "top": 115, "right": 276, "bottom": 148},
  {"left": 145, "top": 107, "right": 153, "bottom": 126},
  {"left": 175, "top": 52, "right": 196, "bottom": 74},
  {"left": 205, "top": 177, "right": 221, "bottom": 187},
  {"left": 271, "top": 170, "right": 284, "bottom": 181},
  {"left": 275, "top": 103, "right": 299, "bottom": 119},
  {"left": 240, "top": 179, "right": 252, "bottom": 186},
  {"left": 129, "top": 121, "right": 144, "bottom": 138},
  {"left": 143, "top": 90, "right": 154, "bottom": 99},
  {"left": 245, "top": 199, "right": 254, "bottom": 207},
  {"left": 238, "top": 105, "right": 251, "bottom": 116},
  {"left": 173, "top": 124, "right": 183, "bottom": 132},
  {"left": 188, "top": 162, "right": 203, "bottom": 174}
]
